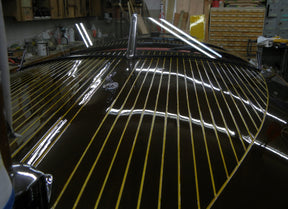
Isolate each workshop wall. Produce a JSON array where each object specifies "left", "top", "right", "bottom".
[
  {"left": 144, "top": 0, "right": 161, "bottom": 18},
  {"left": 4, "top": 17, "right": 121, "bottom": 48}
]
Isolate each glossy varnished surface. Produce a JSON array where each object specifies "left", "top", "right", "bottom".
[{"left": 10, "top": 49, "right": 270, "bottom": 209}]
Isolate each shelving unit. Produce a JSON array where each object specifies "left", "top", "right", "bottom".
[
  {"left": 209, "top": 7, "right": 265, "bottom": 58},
  {"left": 2, "top": 0, "right": 102, "bottom": 21}
]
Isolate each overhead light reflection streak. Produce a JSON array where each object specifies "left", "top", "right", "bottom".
[
  {"left": 68, "top": 60, "right": 82, "bottom": 77},
  {"left": 25, "top": 118, "right": 68, "bottom": 166},
  {"left": 159, "top": 18, "right": 222, "bottom": 58},
  {"left": 17, "top": 171, "right": 37, "bottom": 181},
  {"left": 78, "top": 79, "right": 102, "bottom": 106},
  {"left": 17, "top": 171, "right": 37, "bottom": 188},
  {"left": 148, "top": 17, "right": 216, "bottom": 59},
  {"left": 75, "top": 23, "right": 89, "bottom": 48},
  {"left": 78, "top": 63, "right": 110, "bottom": 106},
  {"left": 254, "top": 140, "right": 288, "bottom": 160},
  {"left": 80, "top": 23, "right": 93, "bottom": 47},
  {"left": 136, "top": 67, "right": 221, "bottom": 91},
  {"left": 236, "top": 135, "right": 288, "bottom": 160},
  {"left": 109, "top": 108, "right": 235, "bottom": 136},
  {"left": 242, "top": 135, "right": 253, "bottom": 144},
  {"left": 136, "top": 68, "right": 287, "bottom": 125}
]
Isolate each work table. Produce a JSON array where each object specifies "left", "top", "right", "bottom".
[{"left": 9, "top": 41, "right": 85, "bottom": 73}]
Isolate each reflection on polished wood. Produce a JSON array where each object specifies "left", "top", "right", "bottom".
[{"left": 10, "top": 49, "right": 268, "bottom": 209}]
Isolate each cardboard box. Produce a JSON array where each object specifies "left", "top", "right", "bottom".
[{"left": 21, "top": 7, "right": 33, "bottom": 21}]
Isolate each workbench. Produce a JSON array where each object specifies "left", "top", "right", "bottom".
[{"left": 9, "top": 41, "right": 85, "bottom": 73}]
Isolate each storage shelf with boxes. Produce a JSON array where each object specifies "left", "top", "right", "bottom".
[{"left": 209, "top": 7, "right": 265, "bottom": 59}]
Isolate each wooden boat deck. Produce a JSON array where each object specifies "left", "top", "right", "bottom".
[{"left": 9, "top": 49, "right": 268, "bottom": 209}]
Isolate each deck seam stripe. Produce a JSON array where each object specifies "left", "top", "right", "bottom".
[
  {"left": 190, "top": 58, "right": 217, "bottom": 196},
  {"left": 215, "top": 63, "right": 254, "bottom": 142},
  {"left": 32, "top": 57, "right": 122, "bottom": 167},
  {"left": 183, "top": 58, "right": 201, "bottom": 209},
  {"left": 12, "top": 60, "right": 75, "bottom": 117},
  {"left": 18, "top": 58, "right": 109, "bottom": 161},
  {"left": 220, "top": 63, "right": 259, "bottom": 131},
  {"left": 72, "top": 58, "right": 152, "bottom": 209},
  {"left": 51, "top": 57, "right": 142, "bottom": 209},
  {"left": 13, "top": 58, "right": 96, "bottom": 129},
  {"left": 176, "top": 57, "right": 181, "bottom": 209},
  {"left": 196, "top": 61, "right": 229, "bottom": 178},
  {"left": 13, "top": 58, "right": 107, "bottom": 158},
  {"left": 207, "top": 61, "right": 246, "bottom": 154},
  {"left": 211, "top": 62, "right": 248, "bottom": 151},
  {"left": 226, "top": 63, "right": 263, "bottom": 121},
  {"left": 224, "top": 64, "right": 265, "bottom": 108},
  {"left": 11, "top": 58, "right": 102, "bottom": 149},
  {"left": 115, "top": 58, "right": 160, "bottom": 209},
  {"left": 239, "top": 65, "right": 267, "bottom": 98},
  {"left": 202, "top": 60, "right": 239, "bottom": 163},
  {"left": 234, "top": 64, "right": 267, "bottom": 105},
  {"left": 136, "top": 56, "right": 166, "bottom": 209},
  {"left": 11, "top": 62, "right": 53, "bottom": 91},
  {"left": 207, "top": 70, "right": 269, "bottom": 209},
  {"left": 157, "top": 57, "right": 172, "bottom": 209},
  {"left": 11, "top": 61, "right": 69, "bottom": 100}
]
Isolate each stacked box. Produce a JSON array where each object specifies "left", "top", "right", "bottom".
[
  {"left": 209, "top": 7, "right": 265, "bottom": 58},
  {"left": 225, "top": 0, "right": 265, "bottom": 7}
]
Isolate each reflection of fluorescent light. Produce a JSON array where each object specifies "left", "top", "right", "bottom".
[
  {"left": 17, "top": 171, "right": 37, "bottom": 181},
  {"left": 17, "top": 171, "right": 38, "bottom": 187},
  {"left": 266, "top": 112, "right": 287, "bottom": 124},
  {"left": 109, "top": 108, "right": 235, "bottom": 136},
  {"left": 255, "top": 141, "right": 288, "bottom": 160},
  {"left": 159, "top": 18, "right": 222, "bottom": 58},
  {"left": 78, "top": 79, "right": 102, "bottom": 105},
  {"left": 26, "top": 118, "right": 67, "bottom": 165},
  {"left": 78, "top": 63, "right": 110, "bottom": 105},
  {"left": 242, "top": 135, "right": 253, "bottom": 144},
  {"left": 148, "top": 17, "right": 216, "bottom": 59},
  {"left": 136, "top": 67, "right": 288, "bottom": 125},
  {"left": 136, "top": 68, "right": 221, "bottom": 91},
  {"left": 80, "top": 23, "right": 93, "bottom": 47},
  {"left": 189, "top": 17, "right": 204, "bottom": 28},
  {"left": 68, "top": 60, "right": 82, "bottom": 77},
  {"left": 228, "top": 93, "right": 287, "bottom": 124},
  {"left": 75, "top": 23, "right": 89, "bottom": 48}
]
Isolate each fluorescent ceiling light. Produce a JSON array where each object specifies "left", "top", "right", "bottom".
[
  {"left": 148, "top": 17, "right": 216, "bottom": 59},
  {"left": 76, "top": 23, "right": 93, "bottom": 48},
  {"left": 75, "top": 23, "right": 89, "bottom": 48},
  {"left": 80, "top": 23, "right": 93, "bottom": 47},
  {"left": 159, "top": 18, "right": 222, "bottom": 58}
]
